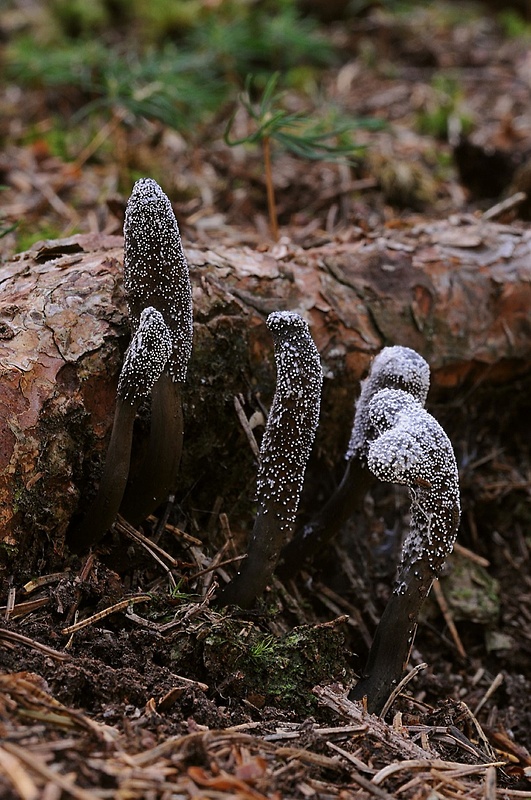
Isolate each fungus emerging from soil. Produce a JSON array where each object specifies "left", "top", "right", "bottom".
[
  {"left": 217, "top": 311, "right": 323, "bottom": 609},
  {"left": 118, "top": 178, "right": 193, "bottom": 526},
  {"left": 348, "top": 387, "right": 461, "bottom": 715},
  {"left": 72, "top": 308, "right": 172, "bottom": 550},
  {"left": 278, "top": 346, "right": 430, "bottom": 579}
]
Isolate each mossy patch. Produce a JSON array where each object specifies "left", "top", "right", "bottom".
[{"left": 199, "top": 617, "right": 351, "bottom": 712}]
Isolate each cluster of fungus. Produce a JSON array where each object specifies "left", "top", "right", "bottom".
[
  {"left": 71, "top": 179, "right": 192, "bottom": 550},
  {"left": 69, "top": 175, "right": 461, "bottom": 717},
  {"left": 275, "top": 345, "right": 460, "bottom": 713},
  {"left": 119, "top": 178, "right": 193, "bottom": 526},
  {"left": 278, "top": 345, "right": 431, "bottom": 579},
  {"left": 123, "top": 177, "right": 193, "bottom": 384},
  {"left": 216, "top": 311, "right": 323, "bottom": 609}
]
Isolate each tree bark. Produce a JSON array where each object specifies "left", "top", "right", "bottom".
[{"left": 0, "top": 218, "right": 530, "bottom": 568}]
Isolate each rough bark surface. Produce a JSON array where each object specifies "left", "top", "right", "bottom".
[{"left": 0, "top": 218, "right": 530, "bottom": 562}]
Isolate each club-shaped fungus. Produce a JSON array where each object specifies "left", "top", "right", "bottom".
[
  {"left": 348, "top": 387, "right": 460, "bottom": 714},
  {"left": 217, "top": 311, "right": 323, "bottom": 608},
  {"left": 118, "top": 178, "right": 193, "bottom": 526}
]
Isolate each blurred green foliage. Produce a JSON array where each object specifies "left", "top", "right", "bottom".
[
  {"left": 5, "top": 0, "right": 336, "bottom": 134},
  {"left": 497, "top": 9, "right": 531, "bottom": 38},
  {"left": 416, "top": 74, "right": 474, "bottom": 140}
]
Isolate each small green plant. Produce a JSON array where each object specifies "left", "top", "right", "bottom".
[
  {"left": 190, "top": 3, "right": 335, "bottom": 82},
  {"left": 168, "top": 579, "right": 194, "bottom": 602},
  {"left": 225, "top": 73, "right": 383, "bottom": 238},
  {"left": 249, "top": 634, "right": 277, "bottom": 661}
]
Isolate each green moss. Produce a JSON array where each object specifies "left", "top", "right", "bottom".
[{"left": 200, "top": 618, "right": 351, "bottom": 711}]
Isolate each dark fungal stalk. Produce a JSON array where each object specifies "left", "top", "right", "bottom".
[
  {"left": 216, "top": 311, "right": 323, "bottom": 609},
  {"left": 348, "top": 387, "right": 461, "bottom": 715},
  {"left": 118, "top": 178, "right": 193, "bottom": 526},
  {"left": 277, "top": 346, "right": 430, "bottom": 580},
  {"left": 71, "top": 308, "right": 172, "bottom": 551}
]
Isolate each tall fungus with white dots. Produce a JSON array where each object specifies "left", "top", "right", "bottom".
[{"left": 123, "top": 178, "right": 193, "bottom": 383}]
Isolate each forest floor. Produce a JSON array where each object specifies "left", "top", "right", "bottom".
[{"left": 1, "top": 2, "right": 531, "bottom": 799}]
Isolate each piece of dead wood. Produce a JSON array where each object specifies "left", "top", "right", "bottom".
[{"left": 0, "top": 218, "right": 530, "bottom": 559}]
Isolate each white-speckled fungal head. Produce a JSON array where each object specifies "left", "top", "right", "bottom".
[
  {"left": 123, "top": 178, "right": 193, "bottom": 383},
  {"left": 367, "top": 387, "right": 460, "bottom": 574},
  {"left": 257, "top": 311, "right": 323, "bottom": 531},
  {"left": 346, "top": 346, "right": 430, "bottom": 462},
  {"left": 118, "top": 307, "right": 172, "bottom": 404}
]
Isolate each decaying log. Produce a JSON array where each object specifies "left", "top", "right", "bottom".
[{"left": 0, "top": 218, "right": 530, "bottom": 568}]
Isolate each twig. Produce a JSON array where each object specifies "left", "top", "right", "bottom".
[
  {"left": 188, "top": 553, "right": 247, "bottom": 581},
  {"left": 482, "top": 191, "right": 526, "bottom": 220},
  {"left": 61, "top": 595, "right": 151, "bottom": 634},
  {"left": 379, "top": 662, "right": 428, "bottom": 719},
  {"left": 473, "top": 672, "right": 505, "bottom": 718},
  {"left": 166, "top": 523, "right": 202, "bottom": 546},
  {"left": 263, "top": 135, "right": 279, "bottom": 241},
  {"left": 0, "top": 597, "right": 50, "bottom": 619},
  {"left": 313, "top": 581, "right": 373, "bottom": 647},
  {"left": 372, "top": 758, "right": 504, "bottom": 787},
  {"left": 233, "top": 394, "right": 261, "bottom": 460},
  {"left": 117, "top": 516, "right": 180, "bottom": 565},
  {"left": 72, "top": 108, "right": 127, "bottom": 170},
  {"left": 65, "top": 553, "right": 95, "bottom": 627},
  {"left": 453, "top": 541, "right": 490, "bottom": 568},
  {"left": 115, "top": 517, "right": 179, "bottom": 589},
  {"left": 455, "top": 701, "right": 498, "bottom": 761},
  {"left": 23, "top": 572, "right": 71, "bottom": 594},
  {"left": 484, "top": 765, "right": 497, "bottom": 800},
  {"left": 326, "top": 741, "right": 374, "bottom": 774},
  {"left": 432, "top": 579, "right": 466, "bottom": 659},
  {"left": 0, "top": 629, "right": 70, "bottom": 661},
  {"left": 327, "top": 742, "right": 395, "bottom": 799},
  {"left": 4, "top": 586, "right": 16, "bottom": 621}
]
